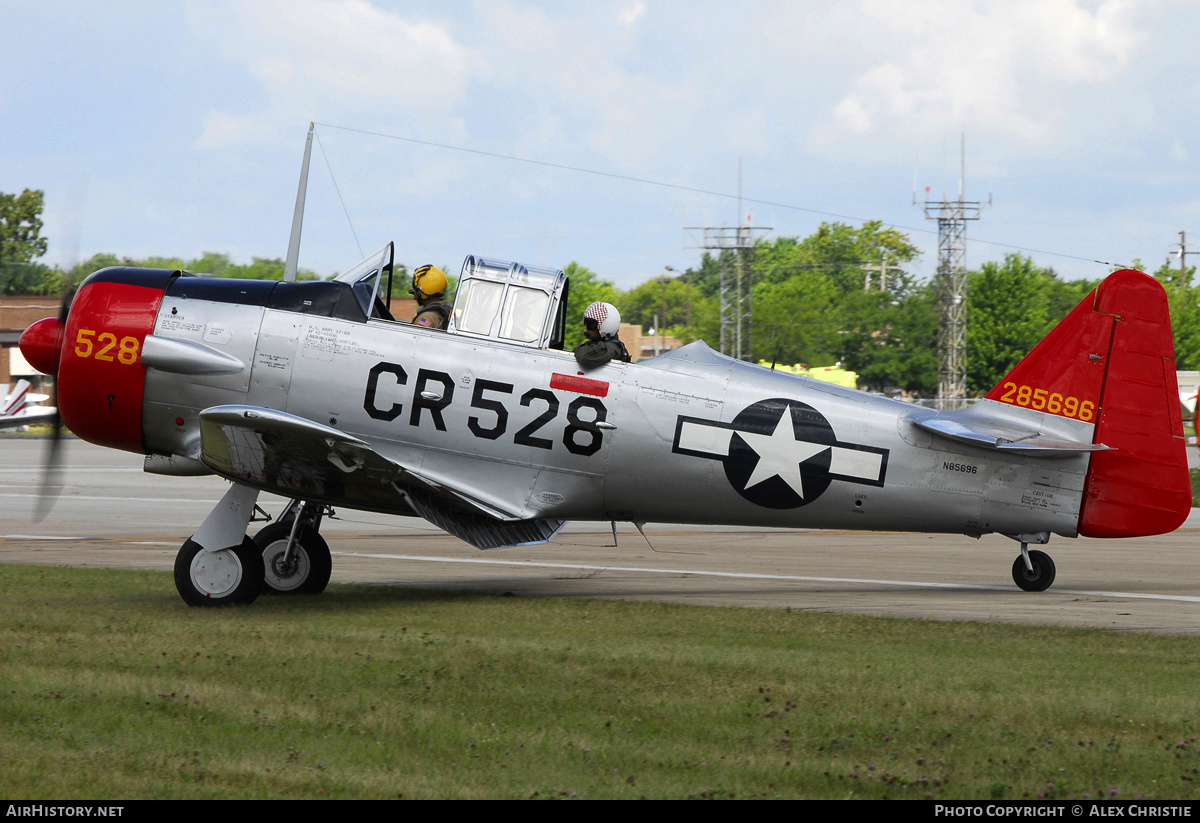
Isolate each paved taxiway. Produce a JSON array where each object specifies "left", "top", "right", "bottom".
[{"left": 2, "top": 437, "right": 1199, "bottom": 634}]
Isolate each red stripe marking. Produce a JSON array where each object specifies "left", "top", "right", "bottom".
[
  {"left": 550, "top": 373, "right": 609, "bottom": 397},
  {"left": 4, "top": 385, "right": 28, "bottom": 415}
]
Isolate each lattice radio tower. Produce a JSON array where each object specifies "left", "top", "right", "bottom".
[
  {"left": 919, "top": 136, "right": 987, "bottom": 409},
  {"left": 686, "top": 163, "right": 770, "bottom": 360}
]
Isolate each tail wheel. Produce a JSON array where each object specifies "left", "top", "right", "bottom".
[
  {"left": 254, "top": 522, "right": 332, "bottom": 595},
  {"left": 1011, "top": 549, "right": 1057, "bottom": 592},
  {"left": 174, "top": 536, "right": 264, "bottom": 607}
]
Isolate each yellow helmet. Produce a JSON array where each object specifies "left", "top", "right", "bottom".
[{"left": 411, "top": 265, "right": 447, "bottom": 300}]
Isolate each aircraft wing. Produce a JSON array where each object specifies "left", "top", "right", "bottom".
[
  {"left": 0, "top": 407, "right": 57, "bottom": 430},
  {"left": 197, "top": 405, "right": 564, "bottom": 549},
  {"left": 909, "top": 400, "right": 1113, "bottom": 456}
]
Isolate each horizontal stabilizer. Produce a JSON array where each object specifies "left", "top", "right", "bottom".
[{"left": 913, "top": 403, "right": 1112, "bottom": 456}]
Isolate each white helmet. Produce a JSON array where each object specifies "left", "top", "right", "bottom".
[{"left": 584, "top": 301, "right": 621, "bottom": 339}]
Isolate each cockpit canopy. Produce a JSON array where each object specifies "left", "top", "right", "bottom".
[
  {"left": 299, "top": 244, "right": 568, "bottom": 350},
  {"left": 448, "top": 256, "right": 568, "bottom": 350}
]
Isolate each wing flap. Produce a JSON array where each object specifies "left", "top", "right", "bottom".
[{"left": 406, "top": 493, "right": 565, "bottom": 550}]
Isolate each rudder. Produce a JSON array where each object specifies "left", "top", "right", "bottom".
[{"left": 983, "top": 269, "right": 1190, "bottom": 537}]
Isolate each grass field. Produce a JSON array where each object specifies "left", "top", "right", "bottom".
[{"left": 2, "top": 564, "right": 1199, "bottom": 800}]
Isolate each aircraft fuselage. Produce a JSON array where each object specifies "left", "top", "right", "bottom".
[{"left": 140, "top": 291, "right": 1085, "bottom": 540}]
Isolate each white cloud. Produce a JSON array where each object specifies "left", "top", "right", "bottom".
[
  {"left": 195, "top": 111, "right": 269, "bottom": 150},
  {"left": 810, "top": 0, "right": 1144, "bottom": 154},
  {"left": 617, "top": 0, "right": 647, "bottom": 28},
  {"left": 188, "top": 0, "right": 469, "bottom": 148}
]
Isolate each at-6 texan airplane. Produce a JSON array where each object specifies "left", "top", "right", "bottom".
[
  {"left": 13, "top": 134, "right": 1191, "bottom": 606},
  {"left": 17, "top": 246, "right": 1190, "bottom": 606}
]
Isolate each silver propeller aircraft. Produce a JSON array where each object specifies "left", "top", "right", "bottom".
[{"left": 17, "top": 237, "right": 1192, "bottom": 606}]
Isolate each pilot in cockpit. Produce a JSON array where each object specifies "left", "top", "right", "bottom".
[
  {"left": 411, "top": 265, "right": 451, "bottom": 330},
  {"left": 574, "top": 302, "right": 632, "bottom": 369}
]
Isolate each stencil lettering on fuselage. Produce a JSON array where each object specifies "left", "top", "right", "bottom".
[
  {"left": 672, "top": 398, "right": 889, "bottom": 509},
  {"left": 361, "top": 361, "right": 609, "bottom": 456}
]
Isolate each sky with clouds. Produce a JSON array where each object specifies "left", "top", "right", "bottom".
[{"left": 3, "top": 0, "right": 1198, "bottom": 287}]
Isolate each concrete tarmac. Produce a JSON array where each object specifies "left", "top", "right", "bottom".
[{"left": 3, "top": 437, "right": 1199, "bottom": 634}]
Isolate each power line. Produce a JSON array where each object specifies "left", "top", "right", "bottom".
[{"left": 314, "top": 121, "right": 1128, "bottom": 270}]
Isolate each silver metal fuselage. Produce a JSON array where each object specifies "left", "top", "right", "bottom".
[{"left": 141, "top": 292, "right": 1087, "bottom": 542}]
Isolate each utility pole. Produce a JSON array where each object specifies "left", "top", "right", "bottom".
[
  {"left": 685, "top": 223, "right": 769, "bottom": 359},
  {"left": 861, "top": 259, "right": 904, "bottom": 291},
  {"left": 686, "top": 161, "right": 770, "bottom": 360},
  {"left": 1173, "top": 231, "right": 1199, "bottom": 287},
  {"left": 919, "top": 135, "right": 987, "bottom": 410}
]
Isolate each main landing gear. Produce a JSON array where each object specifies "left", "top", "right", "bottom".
[
  {"left": 173, "top": 484, "right": 332, "bottom": 607},
  {"left": 254, "top": 499, "right": 332, "bottom": 595},
  {"left": 174, "top": 536, "right": 264, "bottom": 607}
]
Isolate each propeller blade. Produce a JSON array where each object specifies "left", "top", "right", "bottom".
[
  {"left": 34, "top": 287, "right": 73, "bottom": 522},
  {"left": 35, "top": 182, "right": 86, "bottom": 523}
]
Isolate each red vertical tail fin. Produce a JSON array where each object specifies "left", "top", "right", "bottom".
[{"left": 983, "top": 269, "right": 1190, "bottom": 537}]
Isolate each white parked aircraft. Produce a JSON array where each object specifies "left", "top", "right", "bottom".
[{"left": 0, "top": 379, "right": 56, "bottom": 430}]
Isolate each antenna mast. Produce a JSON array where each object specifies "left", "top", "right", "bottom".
[
  {"left": 284, "top": 123, "right": 315, "bottom": 282},
  {"left": 921, "top": 134, "right": 985, "bottom": 409}
]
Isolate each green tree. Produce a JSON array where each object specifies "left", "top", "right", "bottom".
[
  {"left": 1150, "top": 258, "right": 1200, "bottom": 370},
  {"left": 754, "top": 221, "right": 920, "bottom": 294},
  {"left": 836, "top": 275, "right": 938, "bottom": 392},
  {"left": 0, "top": 189, "right": 50, "bottom": 295},
  {"left": 233, "top": 257, "right": 286, "bottom": 280},
  {"left": 683, "top": 251, "right": 724, "bottom": 300},
  {"left": 750, "top": 266, "right": 840, "bottom": 367},
  {"left": 562, "top": 262, "right": 618, "bottom": 350},
  {"left": 747, "top": 225, "right": 925, "bottom": 386},
  {"left": 143, "top": 255, "right": 189, "bottom": 271},
  {"left": 0, "top": 189, "right": 48, "bottom": 264},
  {"left": 615, "top": 274, "right": 718, "bottom": 347},
  {"left": 0, "top": 261, "right": 52, "bottom": 295},
  {"left": 188, "top": 252, "right": 233, "bottom": 276},
  {"left": 965, "top": 254, "right": 1099, "bottom": 393}
]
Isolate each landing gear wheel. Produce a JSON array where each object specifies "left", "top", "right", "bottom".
[
  {"left": 174, "top": 536, "right": 264, "bottom": 607},
  {"left": 254, "top": 522, "right": 332, "bottom": 595},
  {"left": 1012, "top": 549, "right": 1056, "bottom": 592}
]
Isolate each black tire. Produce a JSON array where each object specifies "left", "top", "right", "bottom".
[
  {"left": 254, "top": 522, "right": 332, "bottom": 595},
  {"left": 174, "top": 536, "right": 264, "bottom": 607},
  {"left": 1011, "top": 549, "right": 1056, "bottom": 592}
]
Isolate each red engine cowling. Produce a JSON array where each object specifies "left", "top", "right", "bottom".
[{"left": 19, "top": 268, "right": 176, "bottom": 454}]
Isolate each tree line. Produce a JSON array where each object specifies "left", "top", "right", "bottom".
[{"left": 4, "top": 187, "right": 1194, "bottom": 396}]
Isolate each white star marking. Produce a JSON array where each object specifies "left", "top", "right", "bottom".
[{"left": 737, "top": 408, "right": 830, "bottom": 498}]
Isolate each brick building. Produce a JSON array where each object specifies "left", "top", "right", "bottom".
[{"left": 1, "top": 296, "right": 59, "bottom": 393}]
